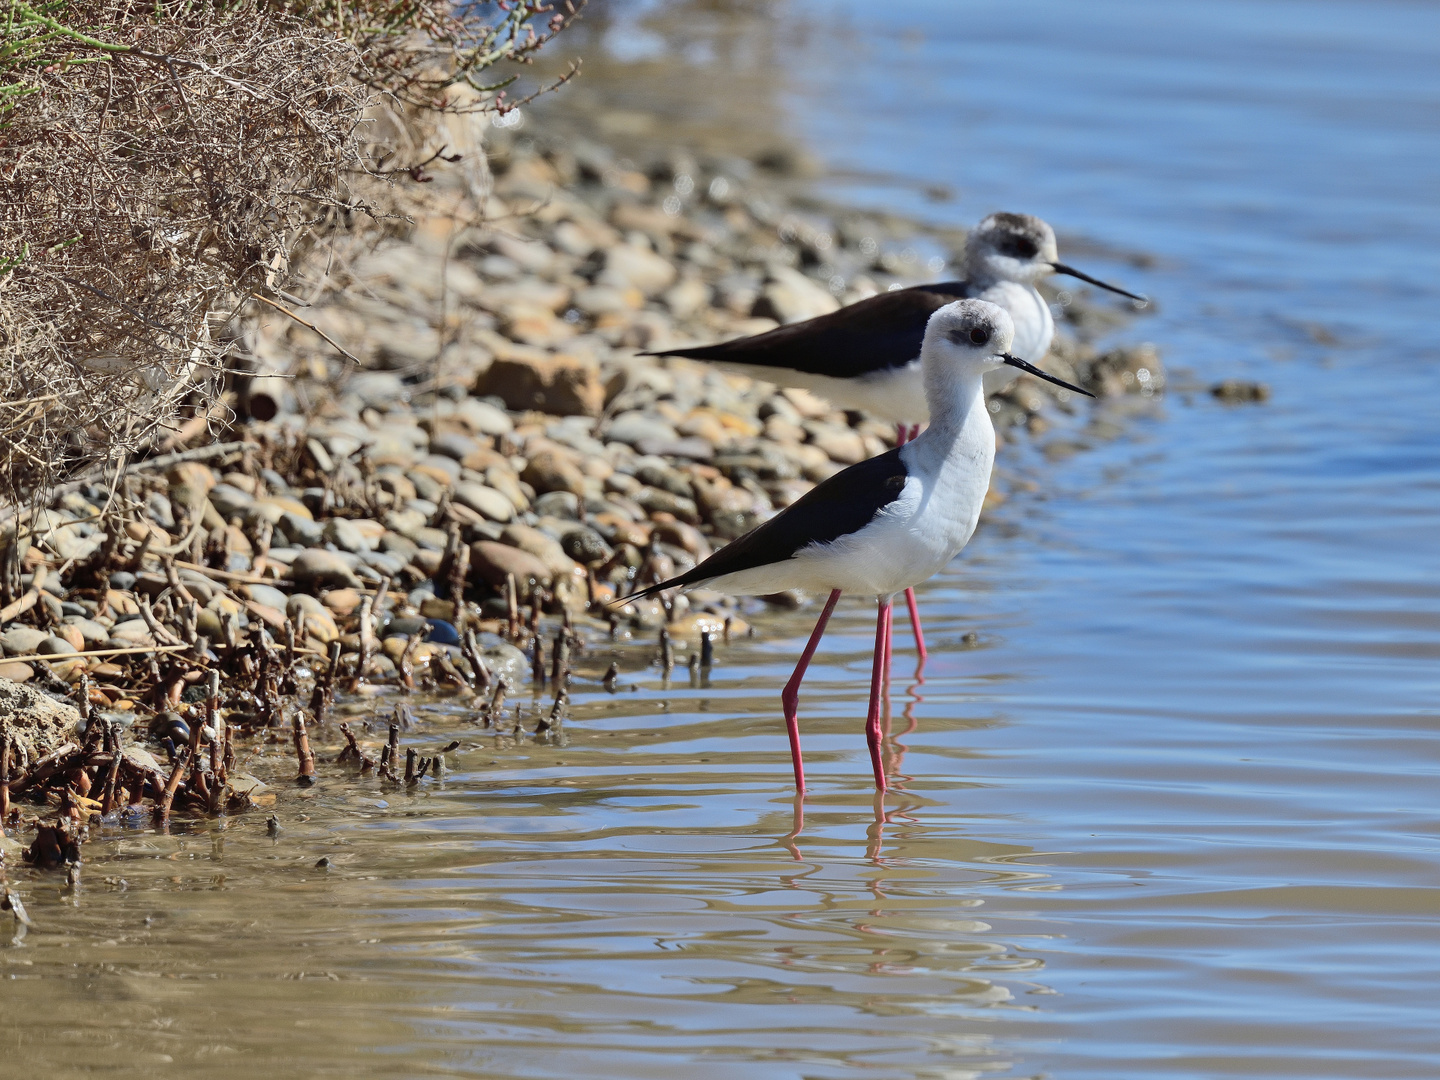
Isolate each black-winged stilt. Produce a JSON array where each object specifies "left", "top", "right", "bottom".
[
  {"left": 647, "top": 212, "right": 1142, "bottom": 664},
  {"left": 625, "top": 298, "right": 1094, "bottom": 793}
]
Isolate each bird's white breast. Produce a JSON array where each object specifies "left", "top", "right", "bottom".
[
  {"left": 703, "top": 394, "right": 996, "bottom": 600},
  {"left": 713, "top": 361, "right": 925, "bottom": 427},
  {"left": 977, "top": 280, "right": 1054, "bottom": 394}
]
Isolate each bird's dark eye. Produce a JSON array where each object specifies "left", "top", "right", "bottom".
[
  {"left": 969, "top": 327, "right": 990, "bottom": 346},
  {"left": 1001, "top": 236, "right": 1039, "bottom": 259}
]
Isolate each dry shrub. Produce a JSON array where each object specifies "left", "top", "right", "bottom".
[
  {"left": 1, "top": 3, "right": 368, "bottom": 502},
  {"left": 0, "top": 0, "right": 581, "bottom": 506}
]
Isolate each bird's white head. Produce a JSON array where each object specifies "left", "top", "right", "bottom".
[
  {"left": 964, "top": 211, "right": 1149, "bottom": 303},
  {"left": 963, "top": 212, "right": 1059, "bottom": 286},
  {"left": 920, "top": 299, "right": 1015, "bottom": 406},
  {"left": 921, "top": 299, "right": 1094, "bottom": 418}
]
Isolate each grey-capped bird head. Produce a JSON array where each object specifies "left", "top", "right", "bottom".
[
  {"left": 925, "top": 298, "right": 1094, "bottom": 398},
  {"left": 924, "top": 299, "right": 1015, "bottom": 372},
  {"left": 965, "top": 212, "right": 1147, "bottom": 303}
]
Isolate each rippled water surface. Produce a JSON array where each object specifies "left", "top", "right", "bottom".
[{"left": 6, "top": 2, "right": 1440, "bottom": 1077}]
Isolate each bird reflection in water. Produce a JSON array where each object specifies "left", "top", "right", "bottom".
[{"left": 781, "top": 662, "right": 927, "bottom": 863}]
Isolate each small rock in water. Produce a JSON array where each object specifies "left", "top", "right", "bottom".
[{"left": 1210, "top": 379, "right": 1271, "bottom": 403}]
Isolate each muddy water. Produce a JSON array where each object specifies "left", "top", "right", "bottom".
[{"left": 7, "top": 2, "right": 1440, "bottom": 1077}]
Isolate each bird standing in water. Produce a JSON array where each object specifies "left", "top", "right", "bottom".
[
  {"left": 625, "top": 299, "right": 1094, "bottom": 793},
  {"left": 648, "top": 212, "right": 1142, "bottom": 665}
]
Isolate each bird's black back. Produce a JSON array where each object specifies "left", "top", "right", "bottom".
[
  {"left": 648, "top": 281, "right": 974, "bottom": 380},
  {"left": 628, "top": 447, "right": 910, "bottom": 599}
]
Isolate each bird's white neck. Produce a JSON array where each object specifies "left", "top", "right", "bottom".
[{"left": 910, "top": 363, "right": 992, "bottom": 472}]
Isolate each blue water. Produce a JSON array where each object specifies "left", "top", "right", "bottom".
[{"left": 777, "top": 0, "right": 1440, "bottom": 1075}]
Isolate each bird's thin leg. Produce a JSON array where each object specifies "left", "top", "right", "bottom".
[
  {"left": 866, "top": 596, "right": 893, "bottom": 792},
  {"left": 908, "top": 423, "right": 922, "bottom": 442},
  {"left": 904, "top": 586, "right": 927, "bottom": 664},
  {"left": 894, "top": 422, "right": 909, "bottom": 447},
  {"left": 882, "top": 601, "right": 894, "bottom": 694},
  {"left": 781, "top": 588, "right": 842, "bottom": 794}
]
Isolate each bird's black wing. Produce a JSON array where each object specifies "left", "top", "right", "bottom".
[
  {"left": 646, "top": 281, "right": 973, "bottom": 380},
  {"left": 627, "top": 447, "right": 909, "bottom": 600}
]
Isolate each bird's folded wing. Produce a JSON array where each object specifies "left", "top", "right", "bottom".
[
  {"left": 647, "top": 283, "right": 971, "bottom": 379},
  {"left": 628, "top": 447, "right": 909, "bottom": 599}
]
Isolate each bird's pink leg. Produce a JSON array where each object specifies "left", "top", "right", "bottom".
[
  {"left": 882, "top": 601, "right": 893, "bottom": 690},
  {"left": 781, "top": 589, "right": 842, "bottom": 794},
  {"left": 904, "top": 586, "right": 927, "bottom": 664},
  {"left": 894, "top": 422, "right": 909, "bottom": 447},
  {"left": 866, "top": 597, "right": 893, "bottom": 792}
]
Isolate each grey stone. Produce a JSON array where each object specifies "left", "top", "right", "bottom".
[
  {"left": 756, "top": 266, "right": 840, "bottom": 324},
  {"left": 361, "top": 551, "right": 407, "bottom": 577},
  {"left": 662, "top": 277, "right": 711, "bottom": 319},
  {"left": 634, "top": 436, "right": 715, "bottom": 462},
  {"left": 108, "top": 620, "right": 156, "bottom": 647},
  {"left": 453, "top": 482, "right": 514, "bottom": 523},
  {"left": 208, "top": 483, "right": 255, "bottom": 519},
  {"left": 635, "top": 460, "right": 695, "bottom": 498},
  {"left": 532, "top": 491, "right": 582, "bottom": 520},
  {"left": 242, "top": 583, "right": 290, "bottom": 611},
  {"left": 379, "top": 532, "right": 419, "bottom": 560},
  {"left": 146, "top": 491, "right": 176, "bottom": 529},
  {"left": 176, "top": 570, "right": 218, "bottom": 603},
  {"left": 347, "top": 371, "right": 409, "bottom": 409},
  {"left": 632, "top": 487, "right": 701, "bottom": 524},
  {"left": 323, "top": 518, "right": 370, "bottom": 553},
  {"left": 407, "top": 470, "right": 445, "bottom": 503},
  {"left": 605, "top": 411, "right": 678, "bottom": 448},
  {"left": 599, "top": 243, "right": 677, "bottom": 296},
  {"left": 429, "top": 431, "right": 481, "bottom": 463},
  {"left": 384, "top": 508, "right": 429, "bottom": 539},
  {"left": 456, "top": 398, "right": 514, "bottom": 437},
  {"left": 36, "top": 636, "right": 79, "bottom": 657},
  {"left": 410, "top": 526, "right": 450, "bottom": 552},
  {"left": 290, "top": 549, "right": 363, "bottom": 590},
  {"left": 1, "top": 627, "right": 50, "bottom": 656},
  {"left": 278, "top": 511, "right": 324, "bottom": 547},
  {"left": 574, "top": 285, "right": 638, "bottom": 316},
  {"left": 286, "top": 593, "right": 340, "bottom": 642}
]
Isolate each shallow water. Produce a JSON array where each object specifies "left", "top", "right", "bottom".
[{"left": 6, "top": 2, "right": 1440, "bottom": 1077}]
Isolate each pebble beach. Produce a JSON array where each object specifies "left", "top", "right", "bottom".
[{"left": 0, "top": 114, "right": 1159, "bottom": 861}]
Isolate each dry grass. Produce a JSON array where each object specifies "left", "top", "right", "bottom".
[{"left": 0, "top": 0, "right": 580, "bottom": 506}]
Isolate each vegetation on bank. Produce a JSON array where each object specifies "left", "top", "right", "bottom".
[{"left": 0, "top": 0, "right": 580, "bottom": 504}]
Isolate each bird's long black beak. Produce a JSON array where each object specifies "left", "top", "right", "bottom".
[
  {"left": 1001, "top": 353, "right": 1095, "bottom": 398},
  {"left": 1050, "top": 262, "right": 1148, "bottom": 305}
]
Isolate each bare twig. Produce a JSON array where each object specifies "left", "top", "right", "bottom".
[{"left": 249, "top": 292, "right": 361, "bottom": 365}]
